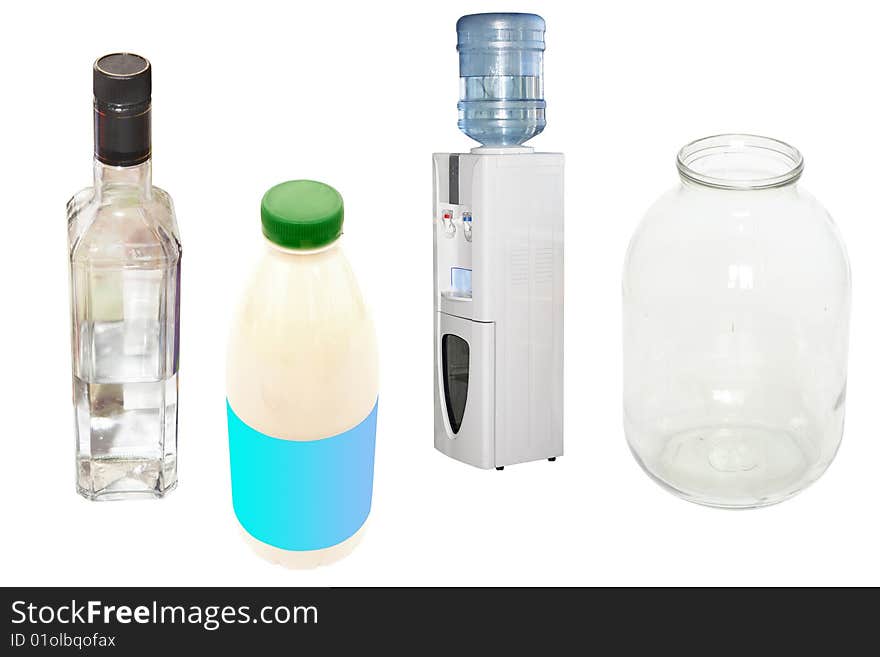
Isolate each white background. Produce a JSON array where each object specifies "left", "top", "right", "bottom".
[{"left": 1, "top": 0, "right": 878, "bottom": 586}]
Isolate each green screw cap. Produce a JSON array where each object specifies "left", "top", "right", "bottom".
[{"left": 260, "top": 180, "right": 344, "bottom": 249}]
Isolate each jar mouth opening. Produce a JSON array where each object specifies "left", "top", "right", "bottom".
[{"left": 677, "top": 134, "right": 804, "bottom": 190}]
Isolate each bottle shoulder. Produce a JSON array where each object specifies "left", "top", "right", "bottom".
[
  {"left": 624, "top": 184, "right": 850, "bottom": 293},
  {"left": 68, "top": 185, "right": 181, "bottom": 268},
  {"left": 238, "top": 247, "right": 369, "bottom": 323},
  {"left": 229, "top": 246, "right": 375, "bottom": 356},
  {"left": 628, "top": 184, "right": 842, "bottom": 253}
]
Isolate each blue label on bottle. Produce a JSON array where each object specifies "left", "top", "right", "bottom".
[{"left": 227, "top": 400, "right": 378, "bottom": 552}]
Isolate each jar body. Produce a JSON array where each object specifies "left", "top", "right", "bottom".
[
  {"left": 226, "top": 240, "right": 378, "bottom": 567},
  {"left": 623, "top": 181, "right": 850, "bottom": 508}
]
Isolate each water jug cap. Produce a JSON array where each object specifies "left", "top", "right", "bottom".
[{"left": 261, "top": 180, "right": 344, "bottom": 249}]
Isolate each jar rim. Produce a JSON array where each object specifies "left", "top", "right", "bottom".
[{"left": 677, "top": 134, "right": 804, "bottom": 190}]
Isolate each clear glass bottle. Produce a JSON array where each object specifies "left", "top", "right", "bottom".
[
  {"left": 623, "top": 134, "right": 850, "bottom": 508},
  {"left": 68, "top": 53, "right": 181, "bottom": 500}
]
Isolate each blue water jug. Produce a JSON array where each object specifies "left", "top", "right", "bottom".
[{"left": 457, "top": 13, "right": 546, "bottom": 147}]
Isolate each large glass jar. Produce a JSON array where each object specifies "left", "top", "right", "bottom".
[{"left": 623, "top": 134, "right": 851, "bottom": 508}]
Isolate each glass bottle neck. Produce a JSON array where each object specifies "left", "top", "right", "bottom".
[
  {"left": 94, "top": 159, "right": 152, "bottom": 198},
  {"left": 679, "top": 176, "right": 798, "bottom": 196},
  {"left": 676, "top": 134, "right": 804, "bottom": 193}
]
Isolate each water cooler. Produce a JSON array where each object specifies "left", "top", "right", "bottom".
[{"left": 433, "top": 13, "right": 564, "bottom": 469}]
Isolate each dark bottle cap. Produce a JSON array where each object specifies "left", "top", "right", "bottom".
[
  {"left": 94, "top": 53, "right": 151, "bottom": 110},
  {"left": 93, "top": 53, "right": 152, "bottom": 166}
]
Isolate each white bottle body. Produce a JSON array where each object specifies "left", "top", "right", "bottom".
[{"left": 227, "top": 238, "right": 378, "bottom": 567}]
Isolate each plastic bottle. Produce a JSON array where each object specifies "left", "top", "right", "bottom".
[
  {"left": 456, "top": 12, "right": 546, "bottom": 147},
  {"left": 226, "top": 180, "right": 378, "bottom": 567}
]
